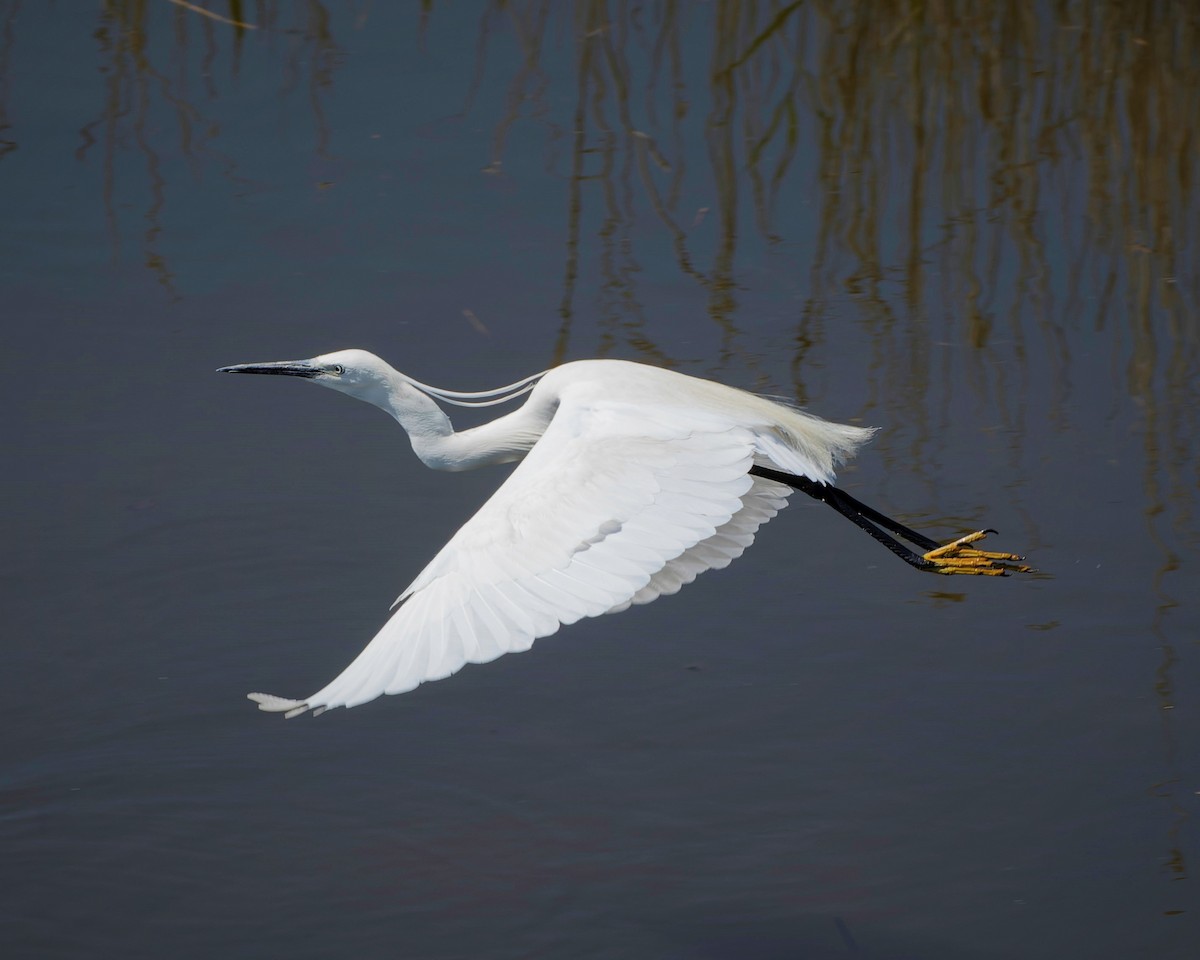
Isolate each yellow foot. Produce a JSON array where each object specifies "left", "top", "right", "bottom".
[{"left": 922, "top": 530, "right": 1032, "bottom": 576}]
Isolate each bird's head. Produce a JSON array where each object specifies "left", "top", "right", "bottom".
[{"left": 218, "top": 349, "right": 405, "bottom": 407}]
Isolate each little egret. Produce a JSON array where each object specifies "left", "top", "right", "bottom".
[{"left": 218, "top": 350, "right": 1028, "bottom": 717}]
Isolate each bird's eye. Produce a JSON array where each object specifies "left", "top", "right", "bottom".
[{"left": 330, "top": 364, "right": 345, "bottom": 376}]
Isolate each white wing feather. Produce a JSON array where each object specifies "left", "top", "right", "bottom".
[
  {"left": 605, "top": 474, "right": 791, "bottom": 614},
  {"left": 249, "top": 400, "right": 772, "bottom": 716}
]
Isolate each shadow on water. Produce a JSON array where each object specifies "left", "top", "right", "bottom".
[{"left": 1, "top": 2, "right": 1198, "bottom": 956}]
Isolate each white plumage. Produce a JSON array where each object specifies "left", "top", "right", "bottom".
[{"left": 219, "top": 349, "right": 1020, "bottom": 718}]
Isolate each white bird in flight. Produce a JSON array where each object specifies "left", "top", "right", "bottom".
[{"left": 218, "top": 350, "right": 1028, "bottom": 718}]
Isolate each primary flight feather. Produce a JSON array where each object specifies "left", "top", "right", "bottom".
[{"left": 219, "top": 350, "right": 1027, "bottom": 717}]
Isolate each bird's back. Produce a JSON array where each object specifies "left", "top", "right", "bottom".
[{"left": 536, "top": 359, "right": 876, "bottom": 484}]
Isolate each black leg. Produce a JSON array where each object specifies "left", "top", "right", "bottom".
[
  {"left": 820, "top": 493, "right": 943, "bottom": 571},
  {"left": 747, "top": 465, "right": 1028, "bottom": 576},
  {"left": 823, "top": 485, "right": 942, "bottom": 551},
  {"left": 750, "top": 465, "right": 940, "bottom": 550},
  {"left": 749, "top": 466, "right": 939, "bottom": 570}
]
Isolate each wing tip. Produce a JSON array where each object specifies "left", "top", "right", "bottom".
[{"left": 247, "top": 691, "right": 320, "bottom": 719}]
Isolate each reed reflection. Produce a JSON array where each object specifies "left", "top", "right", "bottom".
[
  {"left": 0, "top": 0, "right": 17, "bottom": 161},
  {"left": 70, "top": 1, "right": 338, "bottom": 298}
]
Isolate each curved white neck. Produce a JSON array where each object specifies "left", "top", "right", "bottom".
[{"left": 375, "top": 380, "right": 549, "bottom": 472}]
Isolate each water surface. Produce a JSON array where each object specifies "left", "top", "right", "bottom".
[{"left": 1, "top": 3, "right": 1197, "bottom": 958}]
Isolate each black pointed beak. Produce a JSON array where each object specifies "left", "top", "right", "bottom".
[{"left": 216, "top": 360, "right": 322, "bottom": 379}]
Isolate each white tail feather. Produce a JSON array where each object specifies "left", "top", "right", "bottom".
[{"left": 247, "top": 692, "right": 311, "bottom": 718}]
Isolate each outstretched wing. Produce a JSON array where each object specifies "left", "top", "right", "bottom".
[{"left": 249, "top": 399, "right": 791, "bottom": 717}]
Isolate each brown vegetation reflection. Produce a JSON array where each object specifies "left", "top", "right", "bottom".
[
  {"left": 0, "top": 0, "right": 19, "bottom": 161},
  {"left": 467, "top": 2, "right": 1196, "bottom": 482},
  {"left": 69, "top": 1, "right": 337, "bottom": 299}
]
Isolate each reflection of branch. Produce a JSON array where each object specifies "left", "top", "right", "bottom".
[
  {"left": 632, "top": 134, "right": 704, "bottom": 282},
  {"left": 472, "top": 1, "right": 1177, "bottom": 391},
  {"left": 706, "top": 4, "right": 742, "bottom": 352},
  {"left": 69, "top": 2, "right": 342, "bottom": 298},
  {"left": 484, "top": 1, "right": 553, "bottom": 172},
  {"left": 165, "top": 0, "right": 257, "bottom": 31},
  {"left": 554, "top": 10, "right": 592, "bottom": 365},
  {"left": 587, "top": 3, "right": 671, "bottom": 365},
  {"left": 713, "top": 0, "right": 803, "bottom": 79},
  {"left": 459, "top": 6, "right": 496, "bottom": 124},
  {"left": 0, "top": 0, "right": 19, "bottom": 160},
  {"left": 596, "top": 4, "right": 706, "bottom": 287},
  {"left": 552, "top": 1, "right": 684, "bottom": 363},
  {"left": 78, "top": 12, "right": 131, "bottom": 258},
  {"left": 308, "top": 6, "right": 333, "bottom": 156}
]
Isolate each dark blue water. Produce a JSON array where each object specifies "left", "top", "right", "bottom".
[{"left": 2, "top": 3, "right": 1197, "bottom": 958}]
